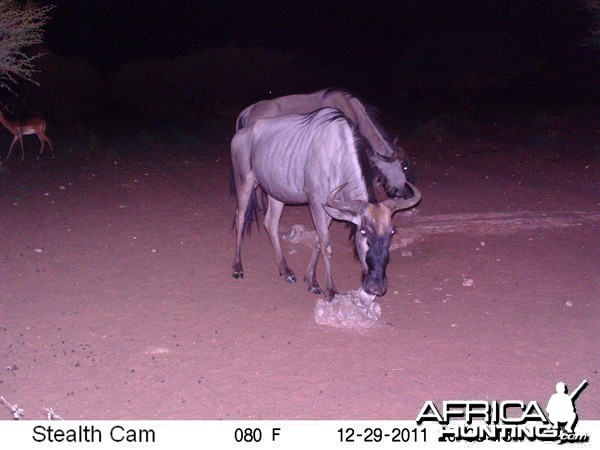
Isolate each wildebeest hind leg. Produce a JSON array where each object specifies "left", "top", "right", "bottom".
[
  {"left": 264, "top": 196, "right": 296, "bottom": 283},
  {"left": 231, "top": 176, "right": 255, "bottom": 279}
]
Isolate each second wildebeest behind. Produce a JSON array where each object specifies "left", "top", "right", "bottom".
[
  {"left": 230, "top": 108, "right": 421, "bottom": 298},
  {"left": 236, "top": 88, "right": 416, "bottom": 197}
]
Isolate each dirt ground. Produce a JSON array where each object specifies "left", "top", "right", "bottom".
[{"left": 0, "top": 123, "right": 598, "bottom": 420}]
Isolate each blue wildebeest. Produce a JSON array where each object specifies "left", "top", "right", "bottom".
[
  {"left": 236, "top": 88, "right": 415, "bottom": 198},
  {"left": 230, "top": 108, "right": 421, "bottom": 299}
]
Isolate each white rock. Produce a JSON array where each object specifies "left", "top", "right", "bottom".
[{"left": 314, "top": 289, "right": 381, "bottom": 330}]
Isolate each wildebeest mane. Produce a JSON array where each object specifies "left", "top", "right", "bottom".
[
  {"left": 358, "top": 105, "right": 416, "bottom": 187},
  {"left": 298, "top": 107, "right": 347, "bottom": 127},
  {"left": 322, "top": 88, "right": 393, "bottom": 145},
  {"left": 326, "top": 100, "right": 413, "bottom": 197},
  {"left": 322, "top": 87, "right": 354, "bottom": 101},
  {"left": 363, "top": 103, "right": 393, "bottom": 143},
  {"left": 352, "top": 126, "right": 377, "bottom": 204}
]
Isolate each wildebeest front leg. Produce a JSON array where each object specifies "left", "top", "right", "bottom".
[
  {"left": 305, "top": 239, "right": 324, "bottom": 295},
  {"left": 264, "top": 196, "right": 296, "bottom": 283},
  {"left": 309, "top": 202, "right": 337, "bottom": 299}
]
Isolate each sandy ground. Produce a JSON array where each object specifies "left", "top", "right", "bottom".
[{"left": 0, "top": 123, "right": 598, "bottom": 420}]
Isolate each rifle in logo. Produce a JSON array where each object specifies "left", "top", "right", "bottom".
[{"left": 546, "top": 379, "right": 588, "bottom": 434}]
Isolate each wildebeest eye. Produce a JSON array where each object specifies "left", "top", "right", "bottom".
[
  {"left": 360, "top": 229, "right": 367, "bottom": 236},
  {"left": 390, "top": 228, "right": 397, "bottom": 235}
]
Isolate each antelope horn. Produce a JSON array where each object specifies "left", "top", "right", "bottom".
[
  {"left": 382, "top": 182, "right": 422, "bottom": 212},
  {"left": 325, "top": 183, "right": 366, "bottom": 213}
]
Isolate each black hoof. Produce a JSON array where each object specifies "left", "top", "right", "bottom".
[
  {"left": 280, "top": 268, "right": 296, "bottom": 283},
  {"left": 232, "top": 271, "right": 244, "bottom": 279},
  {"left": 308, "top": 286, "right": 325, "bottom": 295}
]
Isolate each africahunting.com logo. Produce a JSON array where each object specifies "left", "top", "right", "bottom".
[{"left": 416, "top": 380, "right": 590, "bottom": 444}]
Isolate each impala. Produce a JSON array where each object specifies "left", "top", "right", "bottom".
[{"left": 0, "top": 111, "right": 54, "bottom": 161}]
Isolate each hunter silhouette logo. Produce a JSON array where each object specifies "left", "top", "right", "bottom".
[
  {"left": 546, "top": 380, "right": 588, "bottom": 434},
  {"left": 416, "top": 379, "right": 590, "bottom": 443}
]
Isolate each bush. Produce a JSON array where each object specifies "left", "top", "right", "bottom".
[{"left": 0, "top": 0, "right": 53, "bottom": 92}]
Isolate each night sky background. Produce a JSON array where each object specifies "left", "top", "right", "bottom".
[{"left": 11, "top": 0, "right": 600, "bottom": 130}]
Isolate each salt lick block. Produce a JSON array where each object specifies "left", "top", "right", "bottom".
[{"left": 314, "top": 288, "right": 382, "bottom": 329}]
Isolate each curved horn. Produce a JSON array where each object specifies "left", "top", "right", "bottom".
[
  {"left": 382, "top": 182, "right": 422, "bottom": 212},
  {"left": 325, "top": 183, "right": 366, "bottom": 214}
]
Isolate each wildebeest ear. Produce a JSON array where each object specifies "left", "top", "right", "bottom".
[{"left": 322, "top": 203, "right": 362, "bottom": 226}]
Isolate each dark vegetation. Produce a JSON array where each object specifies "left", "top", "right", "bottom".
[{"left": 0, "top": 1, "right": 598, "bottom": 158}]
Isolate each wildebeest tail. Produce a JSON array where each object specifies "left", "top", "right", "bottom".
[
  {"left": 236, "top": 109, "right": 249, "bottom": 131},
  {"left": 229, "top": 164, "right": 237, "bottom": 197},
  {"left": 241, "top": 188, "right": 259, "bottom": 237}
]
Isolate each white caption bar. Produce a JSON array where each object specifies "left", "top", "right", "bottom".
[{"left": 0, "top": 420, "right": 596, "bottom": 449}]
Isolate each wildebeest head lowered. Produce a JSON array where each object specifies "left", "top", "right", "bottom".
[
  {"left": 323, "top": 183, "right": 420, "bottom": 296},
  {"left": 230, "top": 107, "right": 421, "bottom": 299}
]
